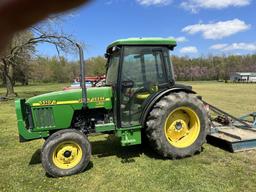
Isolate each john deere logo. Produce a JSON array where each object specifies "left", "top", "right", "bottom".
[{"left": 87, "top": 97, "right": 106, "bottom": 103}]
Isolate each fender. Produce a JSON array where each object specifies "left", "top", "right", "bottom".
[{"left": 140, "top": 87, "right": 196, "bottom": 126}]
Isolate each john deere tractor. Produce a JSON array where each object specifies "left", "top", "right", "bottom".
[{"left": 15, "top": 38, "right": 209, "bottom": 177}]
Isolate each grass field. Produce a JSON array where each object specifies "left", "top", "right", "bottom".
[{"left": 0, "top": 82, "right": 256, "bottom": 192}]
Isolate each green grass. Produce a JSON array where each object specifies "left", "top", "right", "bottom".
[{"left": 1, "top": 82, "right": 256, "bottom": 192}]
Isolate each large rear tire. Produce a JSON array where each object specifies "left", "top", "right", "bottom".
[
  {"left": 41, "top": 129, "right": 91, "bottom": 177},
  {"left": 146, "top": 92, "right": 209, "bottom": 158}
]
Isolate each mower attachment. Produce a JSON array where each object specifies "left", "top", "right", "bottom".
[
  {"left": 240, "top": 112, "right": 256, "bottom": 128},
  {"left": 204, "top": 101, "right": 256, "bottom": 152}
]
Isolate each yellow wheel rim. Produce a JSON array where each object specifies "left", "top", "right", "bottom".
[
  {"left": 164, "top": 107, "right": 200, "bottom": 148},
  {"left": 52, "top": 141, "right": 83, "bottom": 169}
]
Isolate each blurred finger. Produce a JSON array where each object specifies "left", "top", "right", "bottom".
[{"left": 0, "top": 0, "right": 90, "bottom": 51}]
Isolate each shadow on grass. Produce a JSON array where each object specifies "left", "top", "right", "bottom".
[
  {"left": 29, "top": 149, "right": 41, "bottom": 165},
  {"left": 91, "top": 134, "right": 164, "bottom": 163},
  {"left": 91, "top": 134, "right": 205, "bottom": 161},
  {"left": 29, "top": 134, "right": 203, "bottom": 168},
  {"left": 45, "top": 161, "right": 94, "bottom": 178},
  {"left": 29, "top": 134, "right": 163, "bottom": 167}
]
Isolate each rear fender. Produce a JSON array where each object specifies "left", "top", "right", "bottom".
[{"left": 140, "top": 87, "right": 196, "bottom": 126}]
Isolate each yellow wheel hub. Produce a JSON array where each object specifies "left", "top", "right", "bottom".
[
  {"left": 52, "top": 141, "right": 83, "bottom": 169},
  {"left": 164, "top": 107, "right": 200, "bottom": 148}
]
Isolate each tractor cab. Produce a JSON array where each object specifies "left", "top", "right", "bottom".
[{"left": 105, "top": 38, "right": 177, "bottom": 127}]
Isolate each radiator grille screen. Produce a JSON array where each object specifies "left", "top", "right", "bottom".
[{"left": 33, "top": 108, "right": 55, "bottom": 128}]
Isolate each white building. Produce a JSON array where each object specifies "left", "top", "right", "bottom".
[{"left": 230, "top": 72, "right": 256, "bottom": 83}]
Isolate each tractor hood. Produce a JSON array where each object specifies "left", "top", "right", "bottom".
[{"left": 26, "top": 87, "right": 113, "bottom": 110}]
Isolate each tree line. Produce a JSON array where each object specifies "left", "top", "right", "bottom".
[
  {"left": 172, "top": 54, "right": 256, "bottom": 81},
  {"left": 1, "top": 30, "right": 256, "bottom": 97},
  {"left": 14, "top": 56, "right": 106, "bottom": 84},
  {"left": 1, "top": 52, "right": 256, "bottom": 85}
]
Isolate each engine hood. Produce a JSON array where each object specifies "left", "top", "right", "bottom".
[{"left": 26, "top": 87, "right": 113, "bottom": 109}]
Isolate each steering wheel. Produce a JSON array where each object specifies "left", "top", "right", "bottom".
[
  {"left": 135, "top": 82, "right": 158, "bottom": 100},
  {"left": 122, "top": 82, "right": 158, "bottom": 111}
]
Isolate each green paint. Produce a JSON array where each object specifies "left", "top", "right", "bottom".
[
  {"left": 16, "top": 87, "right": 113, "bottom": 137},
  {"left": 31, "top": 105, "right": 74, "bottom": 131},
  {"left": 15, "top": 99, "right": 49, "bottom": 141},
  {"left": 107, "top": 38, "right": 177, "bottom": 51},
  {"left": 95, "top": 123, "right": 116, "bottom": 133},
  {"left": 27, "top": 87, "right": 113, "bottom": 110},
  {"left": 116, "top": 126, "right": 142, "bottom": 146}
]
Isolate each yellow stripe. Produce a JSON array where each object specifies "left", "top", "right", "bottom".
[
  {"left": 32, "top": 103, "right": 41, "bottom": 107},
  {"left": 32, "top": 98, "right": 111, "bottom": 107},
  {"left": 57, "top": 100, "right": 81, "bottom": 105}
]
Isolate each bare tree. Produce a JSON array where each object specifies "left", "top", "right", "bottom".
[{"left": 0, "top": 25, "right": 78, "bottom": 97}]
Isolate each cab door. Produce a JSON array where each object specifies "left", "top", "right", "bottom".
[
  {"left": 105, "top": 50, "right": 120, "bottom": 126},
  {"left": 119, "top": 46, "right": 168, "bottom": 127}
]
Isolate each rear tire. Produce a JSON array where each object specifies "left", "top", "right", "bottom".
[
  {"left": 146, "top": 92, "right": 209, "bottom": 158},
  {"left": 41, "top": 129, "right": 91, "bottom": 177}
]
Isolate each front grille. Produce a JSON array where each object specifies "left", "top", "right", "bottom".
[
  {"left": 33, "top": 108, "right": 55, "bottom": 128},
  {"left": 25, "top": 104, "right": 34, "bottom": 129}
]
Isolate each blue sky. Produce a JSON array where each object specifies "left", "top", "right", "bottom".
[{"left": 37, "top": 0, "right": 256, "bottom": 59}]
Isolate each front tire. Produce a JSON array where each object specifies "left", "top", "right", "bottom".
[
  {"left": 41, "top": 129, "right": 91, "bottom": 177},
  {"left": 146, "top": 92, "right": 209, "bottom": 158}
]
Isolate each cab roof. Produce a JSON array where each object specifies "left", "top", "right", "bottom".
[{"left": 107, "top": 38, "right": 177, "bottom": 52}]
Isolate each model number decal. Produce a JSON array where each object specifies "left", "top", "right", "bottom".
[{"left": 39, "top": 100, "right": 57, "bottom": 106}]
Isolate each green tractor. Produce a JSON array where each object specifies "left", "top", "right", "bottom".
[{"left": 15, "top": 38, "right": 209, "bottom": 177}]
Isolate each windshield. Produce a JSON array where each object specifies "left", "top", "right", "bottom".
[
  {"left": 106, "top": 52, "right": 120, "bottom": 85},
  {"left": 122, "top": 46, "right": 167, "bottom": 85}
]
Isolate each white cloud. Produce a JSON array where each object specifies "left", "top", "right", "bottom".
[
  {"left": 180, "top": 46, "right": 198, "bottom": 54},
  {"left": 169, "top": 36, "right": 188, "bottom": 43},
  {"left": 210, "top": 43, "right": 256, "bottom": 51},
  {"left": 181, "top": 0, "right": 251, "bottom": 13},
  {"left": 210, "top": 44, "right": 228, "bottom": 50},
  {"left": 182, "top": 19, "right": 250, "bottom": 40},
  {"left": 136, "top": 0, "right": 172, "bottom": 6}
]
